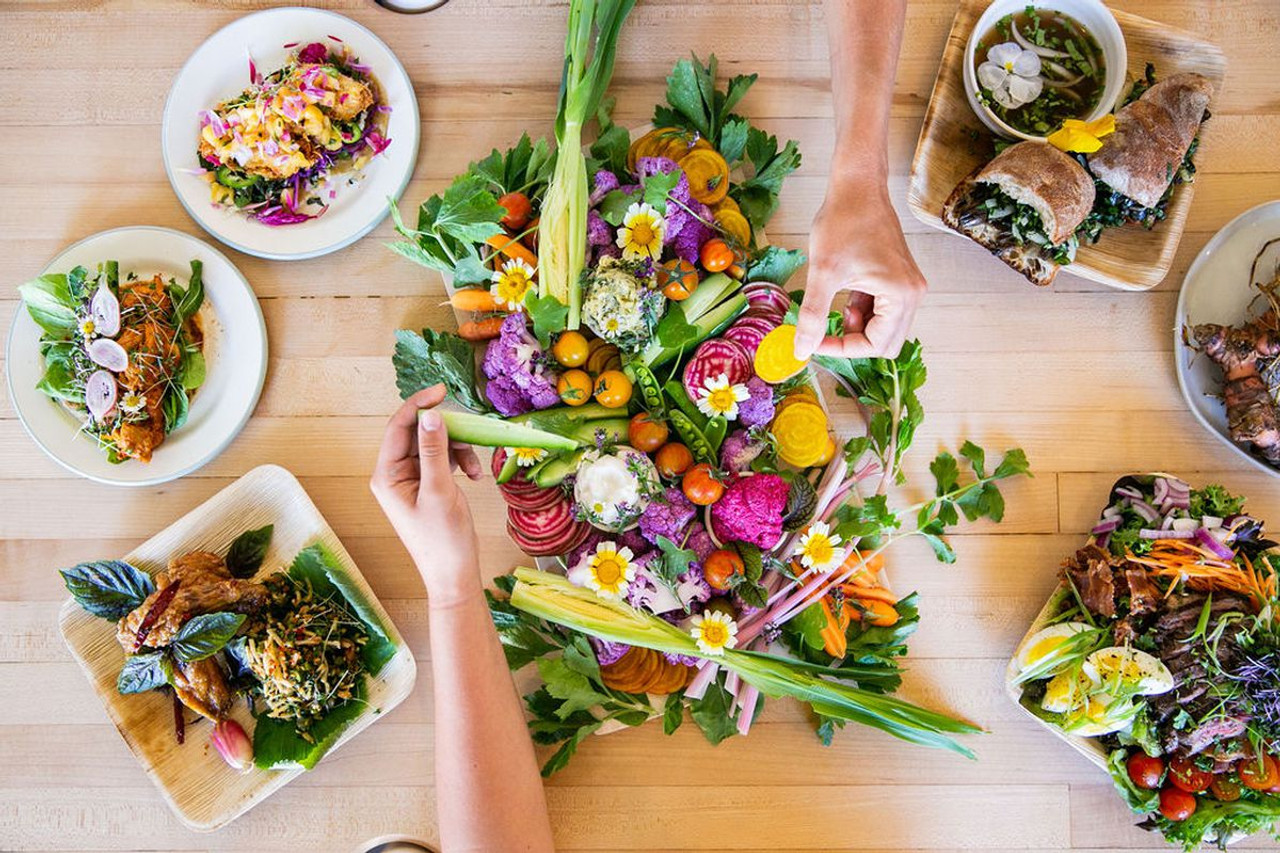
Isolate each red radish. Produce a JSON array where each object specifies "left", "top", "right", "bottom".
[
  {"left": 682, "top": 337, "right": 752, "bottom": 401},
  {"left": 90, "top": 283, "right": 121, "bottom": 338},
  {"left": 87, "top": 338, "right": 129, "bottom": 372},
  {"left": 85, "top": 370, "right": 118, "bottom": 421}
]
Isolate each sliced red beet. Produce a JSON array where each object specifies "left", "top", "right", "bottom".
[
  {"left": 502, "top": 487, "right": 567, "bottom": 512},
  {"left": 508, "top": 499, "right": 577, "bottom": 540},
  {"left": 490, "top": 448, "right": 507, "bottom": 479},
  {"left": 723, "top": 324, "right": 767, "bottom": 355},
  {"left": 507, "top": 519, "right": 589, "bottom": 557},
  {"left": 682, "top": 337, "right": 752, "bottom": 401}
]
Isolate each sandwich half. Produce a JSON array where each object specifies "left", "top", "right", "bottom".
[
  {"left": 1089, "top": 72, "right": 1213, "bottom": 210},
  {"left": 942, "top": 141, "right": 1095, "bottom": 286}
]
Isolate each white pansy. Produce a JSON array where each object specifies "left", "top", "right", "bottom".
[{"left": 977, "top": 42, "right": 1044, "bottom": 110}]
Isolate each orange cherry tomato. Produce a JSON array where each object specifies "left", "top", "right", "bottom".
[
  {"left": 1210, "top": 777, "right": 1242, "bottom": 802},
  {"left": 704, "top": 549, "right": 745, "bottom": 591},
  {"left": 557, "top": 369, "right": 593, "bottom": 407},
  {"left": 682, "top": 463, "right": 724, "bottom": 506},
  {"left": 551, "top": 330, "right": 590, "bottom": 368},
  {"left": 497, "top": 192, "right": 532, "bottom": 230},
  {"left": 655, "top": 443, "right": 694, "bottom": 478},
  {"left": 1169, "top": 757, "right": 1212, "bottom": 794},
  {"left": 628, "top": 413, "right": 669, "bottom": 452},
  {"left": 699, "top": 238, "right": 734, "bottom": 273},
  {"left": 658, "top": 259, "right": 699, "bottom": 301},
  {"left": 1240, "top": 754, "right": 1280, "bottom": 790},
  {"left": 1159, "top": 787, "right": 1197, "bottom": 822},
  {"left": 593, "top": 370, "right": 633, "bottom": 409}
]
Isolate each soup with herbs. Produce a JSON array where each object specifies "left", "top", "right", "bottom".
[{"left": 974, "top": 7, "right": 1105, "bottom": 136}]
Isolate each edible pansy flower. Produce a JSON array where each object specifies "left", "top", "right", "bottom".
[
  {"left": 1047, "top": 114, "right": 1117, "bottom": 154},
  {"left": 119, "top": 391, "right": 146, "bottom": 415},
  {"left": 568, "top": 541, "right": 636, "bottom": 601},
  {"left": 695, "top": 373, "right": 751, "bottom": 420},
  {"left": 509, "top": 447, "right": 548, "bottom": 467},
  {"left": 616, "top": 202, "right": 666, "bottom": 261},
  {"left": 690, "top": 610, "right": 738, "bottom": 656},
  {"left": 794, "top": 520, "right": 847, "bottom": 574},
  {"left": 977, "top": 42, "right": 1043, "bottom": 110},
  {"left": 490, "top": 258, "right": 536, "bottom": 310}
]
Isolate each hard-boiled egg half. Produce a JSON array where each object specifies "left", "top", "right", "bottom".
[
  {"left": 1015, "top": 621, "right": 1092, "bottom": 674},
  {"left": 1040, "top": 645, "right": 1174, "bottom": 736}
]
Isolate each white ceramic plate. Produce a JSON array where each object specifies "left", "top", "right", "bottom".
[
  {"left": 162, "top": 7, "right": 419, "bottom": 260},
  {"left": 5, "top": 226, "right": 267, "bottom": 486},
  {"left": 1174, "top": 200, "right": 1280, "bottom": 479},
  {"left": 59, "top": 465, "right": 417, "bottom": 830}
]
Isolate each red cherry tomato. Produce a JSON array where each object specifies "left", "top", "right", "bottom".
[
  {"left": 704, "top": 549, "right": 745, "bottom": 592},
  {"left": 654, "top": 443, "right": 694, "bottom": 479},
  {"left": 628, "top": 413, "right": 669, "bottom": 453},
  {"left": 1159, "top": 787, "right": 1197, "bottom": 822},
  {"left": 1240, "top": 754, "right": 1280, "bottom": 791},
  {"left": 682, "top": 463, "right": 725, "bottom": 506},
  {"left": 1126, "top": 753, "right": 1165, "bottom": 790},
  {"left": 1168, "top": 756, "right": 1212, "bottom": 793},
  {"left": 497, "top": 192, "right": 532, "bottom": 230}
]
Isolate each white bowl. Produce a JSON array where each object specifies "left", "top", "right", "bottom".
[
  {"left": 162, "top": 8, "right": 420, "bottom": 261},
  {"left": 963, "top": 0, "right": 1127, "bottom": 142},
  {"left": 1174, "top": 200, "right": 1280, "bottom": 480},
  {"left": 6, "top": 227, "right": 267, "bottom": 486}
]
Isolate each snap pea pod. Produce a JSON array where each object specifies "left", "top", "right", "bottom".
[
  {"left": 703, "top": 416, "right": 728, "bottom": 455},
  {"left": 626, "top": 362, "right": 666, "bottom": 415},
  {"left": 663, "top": 379, "right": 708, "bottom": 431},
  {"left": 667, "top": 410, "right": 715, "bottom": 465}
]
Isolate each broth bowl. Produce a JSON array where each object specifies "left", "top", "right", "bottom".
[{"left": 963, "top": 0, "right": 1127, "bottom": 142}]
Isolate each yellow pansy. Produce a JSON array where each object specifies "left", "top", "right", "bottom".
[{"left": 1047, "top": 114, "right": 1117, "bottom": 154}]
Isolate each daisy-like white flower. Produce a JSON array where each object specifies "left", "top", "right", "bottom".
[
  {"left": 490, "top": 258, "right": 536, "bottom": 310},
  {"left": 793, "top": 520, "right": 847, "bottom": 574},
  {"left": 78, "top": 317, "right": 98, "bottom": 339},
  {"left": 690, "top": 610, "right": 738, "bottom": 656},
  {"left": 616, "top": 202, "right": 666, "bottom": 261},
  {"left": 695, "top": 373, "right": 751, "bottom": 420},
  {"left": 509, "top": 446, "right": 548, "bottom": 467},
  {"left": 977, "top": 42, "right": 1043, "bottom": 110},
  {"left": 567, "top": 541, "right": 636, "bottom": 601},
  {"left": 119, "top": 391, "right": 146, "bottom": 415}
]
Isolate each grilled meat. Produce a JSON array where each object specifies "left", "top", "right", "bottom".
[{"left": 171, "top": 657, "right": 233, "bottom": 721}]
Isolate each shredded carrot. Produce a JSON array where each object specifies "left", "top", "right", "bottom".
[{"left": 1126, "top": 542, "right": 1276, "bottom": 610}]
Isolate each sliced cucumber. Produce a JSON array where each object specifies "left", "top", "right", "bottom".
[
  {"left": 531, "top": 450, "right": 584, "bottom": 488},
  {"left": 511, "top": 403, "right": 620, "bottom": 427},
  {"left": 569, "top": 418, "right": 629, "bottom": 446},
  {"left": 438, "top": 411, "right": 580, "bottom": 451},
  {"left": 496, "top": 451, "right": 522, "bottom": 484}
]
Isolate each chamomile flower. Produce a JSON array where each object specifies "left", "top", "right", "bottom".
[
  {"left": 616, "top": 202, "right": 666, "bottom": 261},
  {"left": 794, "top": 520, "right": 847, "bottom": 574},
  {"left": 119, "top": 391, "right": 146, "bottom": 415},
  {"left": 78, "top": 316, "right": 98, "bottom": 339},
  {"left": 695, "top": 373, "right": 751, "bottom": 420},
  {"left": 690, "top": 610, "right": 738, "bottom": 656},
  {"left": 490, "top": 258, "right": 536, "bottom": 310},
  {"left": 509, "top": 447, "right": 548, "bottom": 467},
  {"left": 568, "top": 541, "right": 636, "bottom": 601}
]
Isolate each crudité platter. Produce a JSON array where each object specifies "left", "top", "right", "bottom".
[{"left": 909, "top": 0, "right": 1226, "bottom": 290}]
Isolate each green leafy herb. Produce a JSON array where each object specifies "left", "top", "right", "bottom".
[
  {"left": 641, "top": 167, "right": 682, "bottom": 214},
  {"left": 745, "top": 246, "right": 807, "bottom": 288},
  {"left": 17, "top": 273, "right": 77, "bottom": 337},
  {"left": 169, "top": 260, "right": 205, "bottom": 324},
  {"left": 731, "top": 127, "right": 802, "bottom": 234},
  {"left": 663, "top": 692, "right": 685, "bottom": 734},
  {"left": 387, "top": 173, "right": 506, "bottom": 280},
  {"left": 171, "top": 612, "right": 247, "bottom": 662},
  {"left": 226, "top": 524, "right": 274, "bottom": 579},
  {"left": 392, "top": 327, "right": 491, "bottom": 413},
  {"left": 525, "top": 293, "right": 570, "bottom": 348},
  {"left": 588, "top": 99, "right": 630, "bottom": 176},
  {"left": 162, "top": 386, "right": 189, "bottom": 433},
  {"left": 688, "top": 680, "right": 739, "bottom": 745},
  {"left": 117, "top": 651, "right": 172, "bottom": 695},
  {"left": 61, "top": 560, "right": 155, "bottom": 620},
  {"left": 653, "top": 53, "right": 757, "bottom": 155},
  {"left": 468, "top": 131, "right": 554, "bottom": 199},
  {"left": 597, "top": 187, "right": 639, "bottom": 225}
]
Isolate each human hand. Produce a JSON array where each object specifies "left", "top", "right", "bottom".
[
  {"left": 370, "top": 384, "right": 486, "bottom": 605},
  {"left": 793, "top": 182, "right": 926, "bottom": 360}
]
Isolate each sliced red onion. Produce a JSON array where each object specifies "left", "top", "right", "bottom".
[
  {"left": 1114, "top": 486, "right": 1144, "bottom": 501},
  {"left": 1092, "top": 518, "right": 1122, "bottom": 535},
  {"left": 84, "top": 370, "right": 117, "bottom": 420},
  {"left": 1160, "top": 513, "right": 1176, "bottom": 530},
  {"left": 1154, "top": 478, "right": 1170, "bottom": 505},
  {"left": 1096, "top": 532, "right": 1112, "bottom": 551},
  {"left": 1202, "top": 516, "right": 1223, "bottom": 530},
  {"left": 1140, "top": 528, "right": 1196, "bottom": 540},
  {"left": 1102, "top": 505, "right": 1122, "bottom": 520},
  {"left": 1131, "top": 499, "right": 1159, "bottom": 523},
  {"left": 1171, "top": 518, "right": 1200, "bottom": 533},
  {"left": 90, "top": 282, "right": 121, "bottom": 337},
  {"left": 1194, "top": 528, "right": 1235, "bottom": 560},
  {"left": 87, "top": 338, "right": 129, "bottom": 372}
]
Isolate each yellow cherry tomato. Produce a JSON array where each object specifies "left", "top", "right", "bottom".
[
  {"left": 593, "top": 370, "right": 633, "bottom": 408},
  {"left": 552, "top": 330, "right": 590, "bottom": 367},
  {"left": 557, "top": 369, "right": 593, "bottom": 407}
]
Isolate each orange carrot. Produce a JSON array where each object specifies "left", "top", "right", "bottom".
[
  {"left": 449, "top": 288, "right": 500, "bottom": 313},
  {"left": 848, "top": 598, "right": 899, "bottom": 627},
  {"left": 485, "top": 233, "right": 538, "bottom": 269},
  {"left": 458, "top": 316, "right": 505, "bottom": 341},
  {"left": 819, "top": 597, "right": 849, "bottom": 658},
  {"left": 848, "top": 586, "right": 900, "bottom": 607}
]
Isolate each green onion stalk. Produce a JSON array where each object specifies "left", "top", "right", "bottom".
[
  {"left": 537, "top": 0, "right": 635, "bottom": 329},
  {"left": 509, "top": 567, "right": 982, "bottom": 756}
]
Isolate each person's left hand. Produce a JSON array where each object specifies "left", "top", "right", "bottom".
[{"left": 370, "top": 385, "right": 486, "bottom": 604}]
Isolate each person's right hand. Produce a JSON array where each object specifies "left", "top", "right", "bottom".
[{"left": 370, "top": 385, "right": 485, "bottom": 605}]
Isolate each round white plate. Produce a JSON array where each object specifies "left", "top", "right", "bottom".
[
  {"left": 5, "top": 227, "right": 268, "bottom": 486},
  {"left": 1174, "top": 199, "right": 1280, "bottom": 478},
  {"left": 161, "top": 8, "right": 419, "bottom": 261}
]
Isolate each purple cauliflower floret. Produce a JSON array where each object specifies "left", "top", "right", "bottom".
[
  {"left": 638, "top": 487, "right": 697, "bottom": 546},
  {"left": 481, "top": 313, "right": 560, "bottom": 416},
  {"left": 566, "top": 528, "right": 652, "bottom": 569},
  {"left": 663, "top": 652, "right": 699, "bottom": 668},
  {"left": 710, "top": 473, "right": 790, "bottom": 550},
  {"left": 676, "top": 562, "right": 712, "bottom": 607},
  {"left": 635, "top": 156, "right": 680, "bottom": 180},
  {"left": 738, "top": 377, "right": 777, "bottom": 428},
  {"left": 720, "top": 429, "right": 766, "bottom": 473},
  {"left": 589, "top": 169, "right": 621, "bottom": 206},
  {"left": 685, "top": 521, "right": 715, "bottom": 562},
  {"left": 587, "top": 209, "right": 612, "bottom": 247},
  {"left": 592, "top": 637, "right": 631, "bottom": 667}
]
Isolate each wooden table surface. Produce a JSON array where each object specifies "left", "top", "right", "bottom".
[{"left": 3, "top": 1, "right": 1280, "bottom": 850}]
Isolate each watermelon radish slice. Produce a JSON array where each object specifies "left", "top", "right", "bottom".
[{"left": 682, "top": 337, "right": 752, "bottom": 401}]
